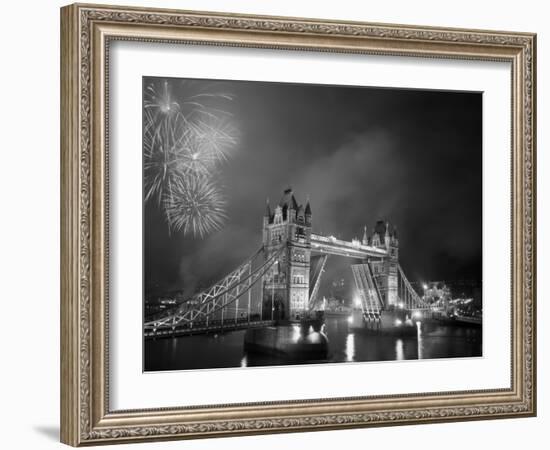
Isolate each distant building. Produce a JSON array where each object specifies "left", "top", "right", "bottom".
[
  {"left": 330, "top": 278, "right": 346, "bottom": 301},
  {"left": 422, "top": 282, "right": 452, "bottom": 308}
]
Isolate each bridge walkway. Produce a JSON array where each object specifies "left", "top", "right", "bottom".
[{"left": 145, "top": 318, "right": 276, "bottom": 339}]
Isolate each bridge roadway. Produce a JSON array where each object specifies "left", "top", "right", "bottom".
[
  {"left": 310, "top": 233, "right": 388, "bottom": 259},
  {"left": 145, "top": 318, "right": 276, "bottom": 339}
]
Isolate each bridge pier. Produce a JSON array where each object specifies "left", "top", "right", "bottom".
[
  {"left": 244, "top": 323, "right": 328, "bottom": 360},
  {"left": 349, "top": 308, "right": 419, "bottom": 336}
]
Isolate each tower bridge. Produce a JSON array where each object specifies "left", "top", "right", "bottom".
[{"left": 144, "top": 187, "right": 430, "bottom": 338}]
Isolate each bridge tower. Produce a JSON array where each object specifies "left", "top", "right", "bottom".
[
  {"left": 369, "top": 221, "right": 399, "bottom": 307},
  {"left": 262, "top": 188, "right": 312, "bottom": 321}
]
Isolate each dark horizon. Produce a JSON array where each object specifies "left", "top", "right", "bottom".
[{"left": 144, "top": 77, "right": 482, "bottom": 301}]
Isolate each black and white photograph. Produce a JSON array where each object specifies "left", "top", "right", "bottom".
[{"left": 143, "top": 76, "right": 483, "bottom": 372}]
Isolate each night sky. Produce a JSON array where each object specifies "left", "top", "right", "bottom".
[{"left": 144, "top": 77, "right": 482, "bottom": 300}]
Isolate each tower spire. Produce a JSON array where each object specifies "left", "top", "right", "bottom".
[
  {"left": 305, "top": 197, "right": 312, "bottom": 216},
  {"left": 362, "top": 225, "right": 368, "bottom": 245},
  {"left": 392, "top": 225, "right": 398, "bottom": 246},
  {"left": 384, "top": 221, "right": 391, "bottom": 248}
]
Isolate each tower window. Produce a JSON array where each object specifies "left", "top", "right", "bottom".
[
  {"left": 293, "top": 274, "right": 305, "bottom": 284},
  {"left": 295, "top": 227, "right": 306, "bottom": 240},
  {"left": 271, "top": 229, "right": 284, "bottom": 244}
]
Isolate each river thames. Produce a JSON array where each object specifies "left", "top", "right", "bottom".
[{"left": 144, "top": 315, "right": 482, "bottom": 371}]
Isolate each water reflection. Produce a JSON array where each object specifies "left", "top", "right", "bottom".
[
  {"left": 345, "top": 333, "right": 355, "bottom": 362},
  {"left": 291, "top": 324, "right": 301, "bottom": 343},
  {"left": 145, "top": 316, "right": 482, "bottom": 371},
  {"left": 416, "top": 322, "right": 424, "bottom": 360},
  {"left": 395, "top": 339, "right": 404, "bottom": 360},
  {"left": 170, "top": 337, "right": 177, "bottom": 360}
]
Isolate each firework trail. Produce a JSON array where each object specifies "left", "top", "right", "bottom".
[
  {"left": 143, "top": 79, "right": 237, "bottom": 237},
  {"left": 144, "top": 80, "right": 180, "bottom": 118},
  {"left": 164, "top": 175, "right": 227, "bottom": 238},
  {"left": 143, "top": 108, "right": 180, "bottom": 204}
]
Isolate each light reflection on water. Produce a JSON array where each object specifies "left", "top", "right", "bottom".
[
  {"left": 291, "top": 324, "right": 301, "bottom": 343},
  {"left": 170, "top": 335, "right": 177, "bottom": 360},
  {"left": 417, "top": 321, "right": 424, "bottom": 360},
  {"left": 145, "top": 315, "right": 482, "bottom": 371},
  {"left": 345, "top": 333, "right": 355, "bottom": 362},
  {"left": 395, "top": 339, "right": 404, "bottom": 360}
]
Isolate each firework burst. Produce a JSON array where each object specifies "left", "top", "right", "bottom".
[
  {"left": 164, "top": 175, "right": 227, "bottom": 238},
  {"left": 143, "top": 78, "right": 238, "bottom": 237},
  {"left": 188, "top": 115, "right": 238, "bottom": 163},
  {"left": 143, "top": 110, "right": 191, "bottom": 203}
]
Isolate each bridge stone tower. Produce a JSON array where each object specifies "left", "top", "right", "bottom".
[
  {"left": 262, "top": 188, "right": 312, "bottom": 321},
  {"left": 369, "top": 221, "right": 399, "bottom": 307}
]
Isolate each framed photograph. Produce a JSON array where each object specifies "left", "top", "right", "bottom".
[{"left": 60, "top": 3, "right": 536, "bottom": 446}]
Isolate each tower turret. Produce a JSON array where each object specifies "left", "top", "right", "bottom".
[
  {"left": 305, "top": 199, "right": 312, "bottom": 226},
  {"left": 392, "top": 226, "right": 399, "bottom": 246},
  {"left": 263, "top": 198, "right": 271, "bottom": 225},
  {"left": 296, "top": 205, "right": 305, "bottom": 224},
  {"left": 280, "top": 187, "right": 299, "bottom": 223},
  {"left": 372, "top": 220, "right": 386, "bottom": 247}
]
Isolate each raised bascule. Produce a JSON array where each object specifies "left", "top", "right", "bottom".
[{"left": 144, "top": 188, "right": 429, "bottom": 338}]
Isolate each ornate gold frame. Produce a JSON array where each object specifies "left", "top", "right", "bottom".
[{"left": 60, "top": 3, "right": 537, "bottom": 446}]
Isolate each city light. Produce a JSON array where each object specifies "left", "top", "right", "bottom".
[
  {"left": 422, "top": 283, "right": 428, "bottom": 290},
  {"left": 413, "top": 311, "right": 422, "bottom": 319},
  {"left": 347, "top": 316, "right": 354, "bottom": 324},
  {"left": 354, "top": 297, "right": 361, "bottom": 307},
  {"left": 398, "top": 302, "right": 404, "bottom": 309},
  {"left": 394, "top": 319, "right": 403, "bottom": 326}
]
